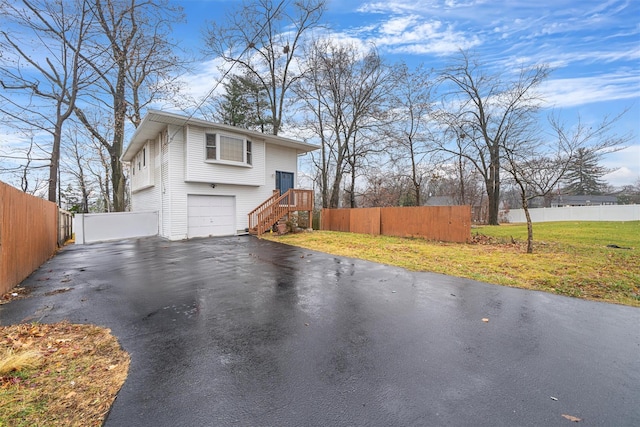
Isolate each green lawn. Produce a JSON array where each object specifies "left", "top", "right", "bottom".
[{"left": 265, "top": 221, "right": 640, "bottom": 307}]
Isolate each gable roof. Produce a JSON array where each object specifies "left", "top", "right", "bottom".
[{"left": 121, "top": 109, "right": 319, "bottom": 162}]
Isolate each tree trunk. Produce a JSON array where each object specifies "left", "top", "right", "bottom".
[
  {"left": 111, "top": 61, "right": 127, "bottom": 211},
  {"left": 487, "top": 153, "right": 501, "bottom": 225},
  {"left": 329, "top": 170, "right": 343, "bottom": 208},
  {"left": 349, "top": 162, "right": 356, "bottom": 208},
  {"left": 47, "top": 118, "right": 66, "bottom": 204},
  {"left": 321, "top": 138, "right": 329, "bottom": 208},
  {"left": 48, "top": 129, "right": 62, "bottom": 203},
  {"left": 111, "top": 154, "right": 124, "bottom": 211},
  {"left": 522, "top": 196, "right": 534, "bottom": 254},
  {"left": 411, "top": 145, "right": 420, "bottom": 206}
]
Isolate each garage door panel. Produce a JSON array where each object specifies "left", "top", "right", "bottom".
[{"left": 187, "top": 195, "right": 236, "bottom": 238}]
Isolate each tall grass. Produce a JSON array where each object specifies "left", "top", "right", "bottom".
[{"left": 0, "top": 349, "right": 41, "bottom": 375}]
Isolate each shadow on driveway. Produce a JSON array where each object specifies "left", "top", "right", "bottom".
[{"left": 1, "top": 236, "right": 639, "bottom": 426}]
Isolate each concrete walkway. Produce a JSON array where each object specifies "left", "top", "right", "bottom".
[{"left": 1, "top": 236, "right": 639, "bottom": 426}]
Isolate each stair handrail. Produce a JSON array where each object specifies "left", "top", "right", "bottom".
[
  {"left": 248, "top": 190, "right": 280, "bottom": 232},
  {"left": 255, "top": 190, "right": 292, "bottom": 235},
  {"left": 249, "top": 189, "right": 314, "bottom": 236}
]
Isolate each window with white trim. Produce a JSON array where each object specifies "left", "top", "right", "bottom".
[
  {"left": 206, "top": 134, "right": 216, "bottom": 160},
  {"left": 205, "top": 133, "right": 252, "bottom": 166}
]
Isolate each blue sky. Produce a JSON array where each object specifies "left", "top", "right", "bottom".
[{"left": 171, "top": 0, "right": 640, "bottom": 187}]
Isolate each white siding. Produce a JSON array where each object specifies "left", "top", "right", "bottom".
[
  {"left": 130, "top": 140, "right": 154, "bottom": 191},
  {"left": 160, "top": 128, "right": 172, "bottom": 239},
  {"left": 266, "top": 144, "right": 299, "bottom": 188},
  {"left": 167, "top": 125, "right": 189, "bottom": 240},
  {"left": 131, "top": 136, "right": 161, "bottom": 213},
  {"left": 183, "top": 125, "right": 265, "bottom": 186}
]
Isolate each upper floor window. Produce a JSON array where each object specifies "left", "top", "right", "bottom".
[
  {"left": 206, "top": 134, "right": 216, "bottom": 160},
  {"left": 205, "top": 133, "right": 252, "bottom": 166}
]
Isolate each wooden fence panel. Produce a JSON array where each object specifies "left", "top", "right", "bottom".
[
  {"left": 381, "top": 206, "right": 471, "bottom": 243},
  {"left": 321, "top": 208, "right": 350, "bottom": 232},
  {"left": 1, "top": 181, "right": 58, "bottom": 295},
  {"left": 349, "top": 208, "right": 381, "bottom": 235},
  {"left": 321, "top": 205, "right": 471, "bottom": 243}
]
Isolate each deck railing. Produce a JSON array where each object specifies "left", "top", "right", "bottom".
[{"left": 248, "top": 189, "right": 313, "bottom": 236}]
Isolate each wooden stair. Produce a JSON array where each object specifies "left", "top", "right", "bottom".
[{"left": 248, "top": 189, "right": 313, "bottom": 236}]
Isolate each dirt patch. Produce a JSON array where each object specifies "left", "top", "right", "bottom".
[
  {"left": 0, "top": 321, "right": 130, "bottom": 426},
  {"left": 0, "top": 286, "right": 33, "bottom": 305},
  {"left": 44, "top": 287, "right": 74, "bottom": 296}
]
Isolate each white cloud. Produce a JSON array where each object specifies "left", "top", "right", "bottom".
[
  {"left": 177, "top": 58, "right": 227, "bottom": 102},
  {"left": 602, "top": 145, "right": 640, "bottom": 187},
  {"left": 357, "top": 1, "right": 423, "bottom": 14},
  {"left": 540, "top": 71, "right": 640, "bottom": 108},
  {"left": 380, "top": 15, "right": 419, "bottom": 35},
  {"left": 371, "top": 19, "right": 481, "bottom": 55}
]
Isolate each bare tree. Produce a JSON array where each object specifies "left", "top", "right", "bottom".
[
  {"left": 0, "top": 0, "right": 92, "bottom": 203},
  {"left": 0, "top": 132, "right": 50, "bottom": 194},
  {"left": 73, "top": 0, "right": 185, "bottom": 211},
  {"left": 296, "top": 40, "right": 391, "bottom": 208},
  {"left": 386, "top": 62, "right": 434, "bottom": 206},
  {"left": 204, "top": 0, "right": 326, "bottom": 135},
  {"left": 502, "top": 144, "right": 569, "bottom": 253},
  {"left": 437, "top": 50, "right": 549, "bottom": 225},
  {"left": 61, "top": 126, "right": 96, "bottom": 213},
  {"left": 502, "top": 111, "right": 630, "bottom": 253}
]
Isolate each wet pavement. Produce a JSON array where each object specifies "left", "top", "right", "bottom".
[{"left": 1, "top": 236, "right": 639, "bottom": 426}]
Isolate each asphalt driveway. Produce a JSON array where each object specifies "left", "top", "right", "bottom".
[{"left": 1, "top": 236, "right": 639, "bottom": 426}]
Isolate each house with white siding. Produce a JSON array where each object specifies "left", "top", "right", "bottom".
[{"left": 121, "top": 110, "right": 318, "bottom": 240}]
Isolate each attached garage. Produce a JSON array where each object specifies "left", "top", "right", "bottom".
[{"left": 187, "top": 195, "right": 236, "bottom": 238}]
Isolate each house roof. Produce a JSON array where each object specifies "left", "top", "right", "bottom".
[
  {"left": 551, "top": 195, "right": 617, "bottom": 205},
  {"left": 121, "top": 109, "right": 319, "bottom": 162}
]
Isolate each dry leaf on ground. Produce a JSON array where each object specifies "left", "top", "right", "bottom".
[{"left": 562, "top": 414, "right": 582, "bottom": 422}]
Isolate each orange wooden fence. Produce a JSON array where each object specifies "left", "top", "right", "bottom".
[
  {"left": 1, "top": 181, "right": 58, "bottom": 295},
  {"left": 321, "top": 206, "right": 471, "bottom": 243}
]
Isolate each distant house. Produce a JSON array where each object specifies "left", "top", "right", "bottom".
[
  {"left": 551, "top": 195, "right": 617, "bottom": 207},
  {"left": 121, "top": 110, "right": 318, "bottom": 240},
  {"left": 423, "top": 196, "right": 457, "bottom": 206}
]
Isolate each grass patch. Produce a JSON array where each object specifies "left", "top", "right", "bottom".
[
  {"left": 0, "top": 321, "right": 129, "bottom": 426},
  {"left": 0, "top": 349, "right": 41, "bottom": 376},
  {"left": 265, "top": 221, "right": 640, "bottom": 307}
]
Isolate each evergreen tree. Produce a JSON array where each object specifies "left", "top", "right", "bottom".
[
  {"left": 563, "top": 147, "right": 609, "bottom": 195},
  {"left": 218, "top": 75, "right": 250, "bottom": 127},
  {"left": 217, "top": 73, "right": 274, "bottom": 133}
]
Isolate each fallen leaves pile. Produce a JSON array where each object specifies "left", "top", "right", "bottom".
[{"left": 0, "top": 321, "right": 130, "bottom": 426}]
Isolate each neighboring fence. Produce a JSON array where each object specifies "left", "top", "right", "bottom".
[
  {"left": 58, "top": 209, "right": 73, "bottom": 246},
  {"left": 1, "top": 181, "right": 58, "bottom": 295},
  {"left": 321, "top": 206, "right": 471, "bottom": 243},
  {"left": 74, "top": 211, "right": 158, "bottom": 244},
  {"left": 506, "top": 204, "right": 640, "bottom": 223}
]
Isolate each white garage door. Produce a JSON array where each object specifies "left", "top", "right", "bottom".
[{"left": 187, "top": 195, "right": 236, "bottom": 238}]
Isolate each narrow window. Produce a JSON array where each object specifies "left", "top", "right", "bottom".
[
  {"left": 206, "top": 134, "right": 216, "bottom": 160},
  {"left": 246, "top": 140, "right": 252, "bottom": 165},
  {"left": 143, "top": 147, "right": 146, "bottom": 166}
]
